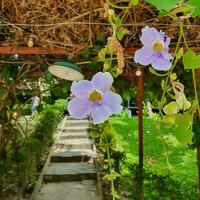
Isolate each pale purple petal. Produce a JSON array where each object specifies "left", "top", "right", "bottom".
[
  {"left": 151, "top": 56, "right": 171, "bottom": 71},
  {"left": 103, "top": 91, "right": 122, "bottom": 114},
  {"left": 162, "top": 51, "right": 173, "bottom": 60},
  {"left": 164, "top": 36, "right": 171, "bottom": 46},
  {"left": 71, "top": 80, "right": 91, "bottom": 99},
  {"left": 140, "top": 27, "right": 160, "bottom": 46},
  {"left": 91, "top": 72, "right": 113, "bottom": 93},
  {"left": 134, "top": 47, "right": 154, "bottom": 65},
  {"left": 91, "top": 104, "right": 111, "bottom": 124},
  {"left": 68, "top": 98, "right": 92, "bottom": 119}
]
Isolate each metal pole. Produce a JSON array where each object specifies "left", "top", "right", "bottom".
[
  {"left": 136, "top": 68, "right": 144, "bottom": 200},
  {"left": 136, "top": 68, "right": 143, "bottom": 167}
]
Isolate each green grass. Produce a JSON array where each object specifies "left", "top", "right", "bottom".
[{"left": 109, "top": 117, "right": 197, "bottom": 182}]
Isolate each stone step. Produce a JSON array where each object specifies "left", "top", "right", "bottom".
[
  {"left": 63, "top": 125, "right": 90, "bottom": 130},
  {"left": 60, "top": 132, "right": 89, "bottom": 139},
  {"left": 51, "top": 151, "right": 93, "bottom": 163},
  {"left": 64, "top": 120, "right": 90, "bottom": 127},
  {"left": 34, "top": 180, "right": 101, "bottom": 200},
  {"left": 54, "top": 139, "right": 93, "bottom": 150},
  {"left": 44, "top": 163, "right": 97, "bottom": 182},
  {"left": 66, "top": 116, "right": 90, "bottom": 120},
  {"left": 63, "top": 127, "right": 89, "bottom": 133}
]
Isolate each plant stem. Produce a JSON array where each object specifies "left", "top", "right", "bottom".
[
  {"left": 157, "top": 21, "right": 184, "bottom": 168},
  {"left": 181, "top": 22, "right": 200, "bottom": 117},
  {"left": 106, "top": 0, "right": 128, "bottom": 9},
  {"left": 106, "top": 144, "right": 115, "bottom": 200},
  {"left": 121, "top": 2, "right": 132, "bottom": 21},
  {"left": 192, "top": 69, "right": 200, "bottom": 118},
  {"left": 159, "top": 22, "right": 183, "bottom": 115},
  {"left": 159, "top": 130, "right": 172, "bottom": 168}
]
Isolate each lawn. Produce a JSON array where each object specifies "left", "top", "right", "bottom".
[{"left": 109, "top": 117, "right": 197, "bottom": 182}]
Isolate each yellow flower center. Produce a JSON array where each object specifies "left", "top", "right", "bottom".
[
  {"left": 152, "top": 41, "right": 164, "bottom": 52},
  {"left": 89, "top": 90, "right": 102, "bottom": 102}
]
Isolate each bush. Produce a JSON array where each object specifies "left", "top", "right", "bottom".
[
  {"left": 119, "top": 163, "right": 198, "bottom": 200},
  {"left": 0, "top": 99, "right": 66, "bottom": 195}
]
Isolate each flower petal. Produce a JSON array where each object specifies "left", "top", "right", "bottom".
[
  {"left": 91, "top": 104, "right": 111, "bottom": 124},
  {"left": 151, "top": 56, "right": 171, "bottom": 71},
  {"left": 134, "top": 47, "right": 154, "bottom": 65},
  {"left": 163, "top": 51, "right": 173, "bottom": 60},
  {"left": 140, "top": 27, "right": 160, "bottom": 46},
  {"left": 91, "top": 72, "right": 113, "bottom": 93},
  {"left": 71, "top": 80, "right": 91, "bottom": 99},
  {"left": 68, "top": 97, "right": 91, "bottom": 119},
  {"left": 102, "top": 91, "right": 122, "bottom": 114}
]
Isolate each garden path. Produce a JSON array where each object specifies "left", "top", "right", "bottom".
[{"left": 32, "top": 116, "right": 101, "bottom": 200}]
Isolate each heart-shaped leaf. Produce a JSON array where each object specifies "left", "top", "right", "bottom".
[
  {"left": 145, "top": 0, "right": 181, "bottom": 11},
  {"left": 187, "top": 0, "right": 200, "bottom": 17},
  {"left": 183, "top": 49, "right": 200, "bottom": 70}
]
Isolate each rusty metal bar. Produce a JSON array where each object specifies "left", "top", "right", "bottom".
[
  {"left": 136, "top": 68, "right": 143, "bottom": 166},
  {"left": 136, "top": 68, "right": 144, "bottom": 200}
]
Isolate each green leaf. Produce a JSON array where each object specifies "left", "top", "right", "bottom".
[
  {"left": 163, "top": 102, "right": 179, "bottom": 115},
  {"left": 173, "top": 112, "right": 193, "bottom": 145},
  {"left": 169, "top": 4, "right": 194, "bottom": 16},
  {"left": 131, "top": 0, "right": 139, "bottom": 6},
  {"left": 183, "top": 49, "right": 200, "bottom": 70},
  {"left": 145, "top": 0, "right": 181, "bottom": 11},
  {"left": 187, "top": 0, "right": 200, "bottom": 17},
  {"left": 96, "top": 34, "right": 106, "bottom": 42},
  {"left": 113, "top": 16, "right": 123, "bottom": 26},
  {"left": 174, "top": 129, "right": 193, "bottom": 145},
  {"left": 90, "top": 130, "right": 100, "bottom": 139},
  {"left": 158, "top": 11, "right": 168, "bottom": 16},
  {"left": 175, "top": 112, "right": 193, "bottom": 130},
  {"left": 80, "top": 49, "right": 90, "bottom": 59},
  {"left": 116, "top": 27, "right": 129, "bottom": 41},
  {"left": 176, "top": 48, "right": 184, "bottom": 59}
]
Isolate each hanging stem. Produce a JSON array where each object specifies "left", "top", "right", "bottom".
[
  {"left": 181, "top": 23, "right": 200, "bottom": 117},
  {"left": 159, "top": 22, "right": 183, "bottom": 109},
  {"left": 157, "top": 21, "right": 184, "bottom": 168},
  {"left": 105, "top": 136, "right": 116, "bottom": 200},
  {"left": 106, "top": 0, "right": 128, "bottom": 9},
  {"left": 192, "top": 69, "right": 200, "bottom": 118}
]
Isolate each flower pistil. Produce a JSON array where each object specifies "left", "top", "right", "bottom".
[
  {"left": 89, "top": 90, "right": 102, "bottom": 103},
  {"left": 152, "top": 41, "right": 164, "bottom": 52}
]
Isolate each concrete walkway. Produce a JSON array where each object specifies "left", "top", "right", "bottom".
[{"left": 32, "top": 116, "right": 101, "bottom": 200}]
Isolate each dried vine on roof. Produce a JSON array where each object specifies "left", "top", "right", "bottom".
[{"left": 0, "top": 0, "right": 200, "bottom": 56}]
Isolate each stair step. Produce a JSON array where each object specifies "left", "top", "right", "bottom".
[
  {"left": 63, "top": 127, "right": 89, "bottom": 133},
  {"left": 44, "top": 163, "right": 97, "bottom": 182},
  {"left": 64, "top": 120, "right": 90, "bottom": 127},
  {"left": 54, "top": 139, "right": 93, "bottom": 150},
  {"left": 34, "top": 181, "right": 101, "bottom": 200},
  {"left": 66, "top": 116, "right": 90, "bottom": 120},
  {"left": 51, "top": 151, "right": 93, "bottom": 163},
  {"left": 60, "top": 132, "right": 89, "bottom": 139}
]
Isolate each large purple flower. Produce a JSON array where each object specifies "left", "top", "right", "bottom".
[
  {"left": 134, "top": 26, "right": 173, "bottom": 71},
  {"left": 68, "top": 72, "right": 122, "bottom": 124}
]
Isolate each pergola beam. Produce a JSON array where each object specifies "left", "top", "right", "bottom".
[
  {"left": 0, "top": 46, "right": 200, "bottom": 55},
  {"left": 0, "top": 46, "right": 69, "bottom": 55}
]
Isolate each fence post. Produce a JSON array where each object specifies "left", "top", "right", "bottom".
[{"left": 136, "top": 68, "right": 144, "bottom": 200}]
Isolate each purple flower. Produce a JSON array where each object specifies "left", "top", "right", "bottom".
[
  {"left": 134, "top": 27, "right": 173, "bottom": 71},
  {"left": 68, "top": 72, "right": 122, "bottom": 124}
]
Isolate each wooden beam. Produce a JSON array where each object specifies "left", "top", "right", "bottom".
[
  {"left": 0, "top": 46, "right": 200, "bottom": 55},
  {"left": 0, "top": 46, "right": 68, "bottom": 55}
]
